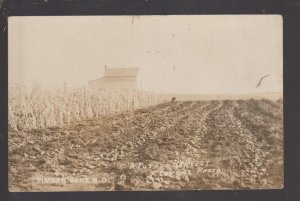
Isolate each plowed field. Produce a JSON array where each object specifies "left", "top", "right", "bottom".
[{"left": 9, "top": 99, "right": 283, "bottom": 191}]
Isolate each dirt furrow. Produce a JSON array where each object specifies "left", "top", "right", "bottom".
[{"left": 9, "top": 99, "right": 283, "bottom": 191}]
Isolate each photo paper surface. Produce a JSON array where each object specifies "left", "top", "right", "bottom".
[{"left": 8, "top": 15, "right": 283, "bottom": 191}]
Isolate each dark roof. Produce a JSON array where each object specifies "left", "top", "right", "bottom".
[{"left": 104, "top": 68, "right": 139, "bottom": 78}]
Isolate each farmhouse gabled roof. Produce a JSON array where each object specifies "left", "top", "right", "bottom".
[{"left": 104, "top": 68, "right": 139, "bottom": 78}]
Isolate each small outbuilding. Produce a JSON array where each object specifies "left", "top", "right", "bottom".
[{"left": 88, "top": 68, "right": 140, "bottom": 91}]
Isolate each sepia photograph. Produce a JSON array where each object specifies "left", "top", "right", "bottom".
[{"left": 8, "top": 15, "right": 283, "bottom": 191}]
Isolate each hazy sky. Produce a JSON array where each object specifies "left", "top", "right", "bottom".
[{"left": 9, "top": 15, "right": 282, "bottom": 94}]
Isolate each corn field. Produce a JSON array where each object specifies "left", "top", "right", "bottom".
[{"left": 8, "top": 86, "right": 168, "bottom": 131}]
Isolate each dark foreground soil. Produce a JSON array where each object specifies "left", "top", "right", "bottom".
[{"left": 9, "top": 99, "right": 283, "bottom": 191}]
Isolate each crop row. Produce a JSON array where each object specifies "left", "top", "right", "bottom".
[{"left": 9, "top": 87, "right": 169, "bottom": 131}]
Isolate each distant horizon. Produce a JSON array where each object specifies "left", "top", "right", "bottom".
[{"left": 9, "top": 82, "right": 283, "bottom": 96}]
